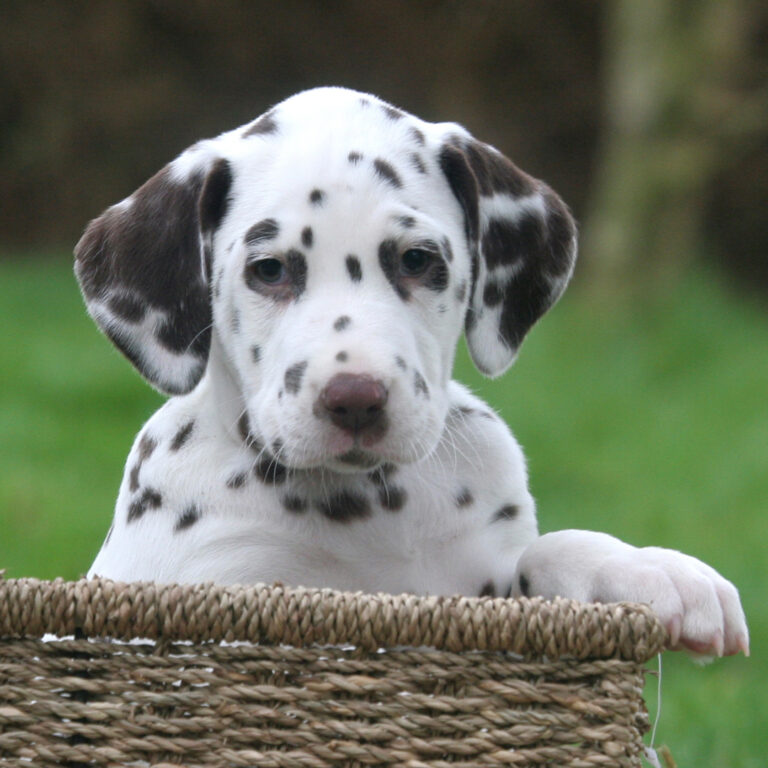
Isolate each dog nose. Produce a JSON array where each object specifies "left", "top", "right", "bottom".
[{"left": 319, "top": 373, "right": 388, "bottom": 434}]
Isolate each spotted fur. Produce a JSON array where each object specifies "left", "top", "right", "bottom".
[
  {"left": 345, "top": 255, "right": 362, "bottom": 282},
  {"left": 81, "top": 87, "right": 748, "bottom": 660},
  {"left": 170, "top": 420, "right": 195, "bottom": 451}
]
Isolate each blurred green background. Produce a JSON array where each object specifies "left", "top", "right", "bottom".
[{"left": 1, "top": 2, "right": 766, "bottom": 765}]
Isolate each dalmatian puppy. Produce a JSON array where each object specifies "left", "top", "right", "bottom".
[{"left": 76, "top": 86, "right": 748, "bottom": 658}]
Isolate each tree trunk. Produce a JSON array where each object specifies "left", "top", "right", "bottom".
[{"left": 581, "top": 0, "right": 750, "bottom": 295}]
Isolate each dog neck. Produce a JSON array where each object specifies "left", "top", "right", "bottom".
[{"left": 199, "top": 336, "right": 250, "bottom": 446}]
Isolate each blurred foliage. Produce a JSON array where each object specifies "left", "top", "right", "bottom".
[
  {"left": 2, "top": 0, "right": 766, "bottom": 294},
  {"left": 0, "top": 1, "right": 601, "bottom": 245},
  {"left": 584, "top": 0, "right": 768, "bottom": 292}
]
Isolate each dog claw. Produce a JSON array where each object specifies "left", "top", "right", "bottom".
[
  {"left": 737, "top": 632, "right": 750, "bottom": 657},
  {"left": 665, "top": 614, "right": 682, "bottom": 648}
]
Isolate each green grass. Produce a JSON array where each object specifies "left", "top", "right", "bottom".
[{"left": 1, "top": 255, "right": 766, "bottom": 765}]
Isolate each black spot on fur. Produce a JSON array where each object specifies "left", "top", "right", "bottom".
[
  {"left": 317, "top": 491, "right": 370, "bottom": 522},
  {"left": 284, "top": 360, "right": 308, "bottom": 395},
  {"left": 397, "top": 215, "right": 416, "bottom": 229},
  {"left": 348, "top": 151, "right": 363, "bottom": 164},
  {"left": 237, "top": 412, "right": 265, "bottom": 454},
  {"left": 378, "top": 485, "right": 407, "bottom": 512},
  {"left": 346, "top": 255, "right": 362, "bottom": 282},
  {"left": 395, "top": 356, "right": 407, "bottom": 371},
  {"left": 127, "top": 487, "right": 162, "bottom": 524},
  {"left": 519, "top": 573, "right": 530, "bottom": 597},
  {"left": 336, "top": 350, "right": 348, "bottom": 362},
  {"left": 382, "top": 104, "right": 404, "bottom": 120},
  {"left": 129, "top": 433, "right": 157, "bottom": 492},
  {"left": 483, "top": 281, "right": 505, "bottom": 307},
  {"left": 413, "top": 370, "right": 429, "bottom": 397},
  {"left": 493, "top": 504, "right": 519, "bottom": 523},
  {"left": 368, "top": 463, "right": 397, "bottom": 486},
  {"left": 479, "top": 580, "right": 496, "bottom": 598},
  {"left": 170, "top": 420, "right": 195, "bottom": 451},
  {"left": 409, "top": 126, "right": 426, "bottom": 146},
  {"left": 245, "top": 218, "right": 279, "bottom": 245},
  {"left": 301, "top": 226, "right": 314, "bottom": 248},
  {"left": 373, "top": 159, "right": 403, "bottom": 189},
  {"left": 155, "top": 315, "right": 201, "bottom": 354},
  {"left": 242, "top": 112, "right": 278, "bottom": 137},
  {"left": 175, "top": 505, "right": 201, "bottom": 532},
  {"left": 285, "top": 249, "right": 308, "bottom": 298},
  {"left": 199, "top": 159, "right": 233, "bottom": 234},
  {"left": 283, "top": 495, "right": 308, "bottom": 513},
  {"left": 271, "top": 438, "right": 284, "bottom": 455},
  {"left": 482, "top": 216, "right": 540, "bottom": 271},
  {"left": 237, "top": 412, "right": 251, "bottom": 443},
  {"left": 226, "top": 471, "right": 248, "bottom": 490},
  {"left": 333, "top": 315, "right": 351, "bottom": 331},
  {"left": 439, "top": 143, "right": 479, "bottom": 242},
  {"left": 237, "top": 412, "right": 250, "bottom": 442},
  {"left": 455, "top": 280, "right": 468, "bottom": 303},
  {"left": 410, "top": 153, "right": 427, "bottom": 174},
  {"left": 455, "top": 488, "right": 474, "bottom": 508},
  {"left": 309, "top": 189, "right": 326, "bottom": 206},
  {"left": 251, "top": 345, "right": 261, "bottom": 363},
  {"left": 254, "top": 456, "right": 287, "bottom": 485},
  {"left": 462, "top": 138, "right": 536, "bottom": 198},
  {"left": 107, "top": 293, "right": 146, "bottom": 323},
  {"left": 378, "top": 239, "right": 409, "bottom": 300}
]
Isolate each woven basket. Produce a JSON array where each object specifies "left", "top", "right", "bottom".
[{"left": 0, "top": 576, "right": 666, "bottom": 767}]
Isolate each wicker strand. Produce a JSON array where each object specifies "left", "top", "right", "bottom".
[{"left": 0, "top": 577, "right": 666, "bottom": 659}]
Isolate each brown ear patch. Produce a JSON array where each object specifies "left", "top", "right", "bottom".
[{"left": 74, "top": 161, "right": 223, "bottom": 394}]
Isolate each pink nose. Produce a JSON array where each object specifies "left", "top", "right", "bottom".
[{"left": 318, "top": 373, "right": 388, "bottom": 435}]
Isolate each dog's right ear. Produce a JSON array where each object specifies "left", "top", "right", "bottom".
[{"left": 75, "top": 146, "right": 233, "bottom": 395}]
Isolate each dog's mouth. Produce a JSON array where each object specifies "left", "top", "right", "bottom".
[{"left": 335, "top": 448, "right": 382, "bottom": 470}]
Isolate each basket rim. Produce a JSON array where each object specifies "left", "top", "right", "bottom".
[{"left": 0, "top": 575, "right": 667, "bottom": 661}]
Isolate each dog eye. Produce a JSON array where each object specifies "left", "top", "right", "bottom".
[
  {"left": 399, "top": 248, "right": 432, "bottom": 277},
  {"left": 248, "top": 258, "right": 287, "bottom": 285}
]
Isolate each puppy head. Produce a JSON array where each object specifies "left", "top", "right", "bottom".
[{"left": 75, "top": 87, "right": 576, "bottom": 471}]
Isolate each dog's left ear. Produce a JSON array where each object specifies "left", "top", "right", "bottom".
[
  {"left": 75, "top": 149, "right": 233, "bottom": 394},
  {"left": 439, "top": 135, "right": 577, "bottom": 377}
]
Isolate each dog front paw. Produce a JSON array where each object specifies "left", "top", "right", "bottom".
[{"left": 513, "top": 530, "right": 749, "bottom": 659}]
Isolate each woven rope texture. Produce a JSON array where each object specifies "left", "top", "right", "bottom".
[{"left": 0, "top": 577, "right": 667, "bottom": 767}]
